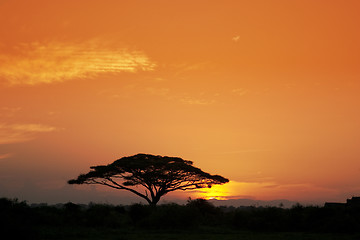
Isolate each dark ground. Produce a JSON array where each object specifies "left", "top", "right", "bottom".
[{"left": 35, "top": 227, "right": 360, "bottom": 240}]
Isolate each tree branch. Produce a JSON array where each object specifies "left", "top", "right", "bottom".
[{"left": 95, "top": 178, "right": 152, "bottom": 204}]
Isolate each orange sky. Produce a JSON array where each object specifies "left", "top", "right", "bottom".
[{"left": 1, "top": 0, "right": 360, "bottom": 205}]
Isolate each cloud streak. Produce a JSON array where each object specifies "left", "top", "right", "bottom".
[
  {"left": 232, "top": 88, "right": 248, "bottom": 96},
  {"left": 0, "top": 153, "right": 12, "bottom": 160},
  {"left": 232, "top": 35, "right": 240, "bottom": 42},
  {"left": 0, "top": 123, "right": 57, "bottom": 144},
  {"left": 0, "top": 40, "right": 156, "bottom": 85},
  {"left": 180, "top": 97, "right": 215, "bottom": 105}
]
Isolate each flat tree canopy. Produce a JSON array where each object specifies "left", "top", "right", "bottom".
[{"left": 68, "top": 153, "right": 229, "bottom": 205}]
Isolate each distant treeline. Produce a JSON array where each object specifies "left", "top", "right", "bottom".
[{"left": 1, "top": 197, "right": 360, "bottom": 237}]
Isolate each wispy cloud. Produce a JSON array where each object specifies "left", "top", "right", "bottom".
[
  {"left": 180, "top": 97, "right": 215, "bottom": 105},
  {"left": 0, "top": 107, "right": 22, "bottom": 117},
  {"left": 232, "top": 35, "right": 240, "bottom": 42},
  {"left": 0, "top": 40, "right": 156, "bottom": 85},
  {"left": 145, "top": 87, "right": 170, "bottom": 96},
  {"left": 147, "top": 87, "right": 216, "bottom": 105},
  {"left": 0, "top": 153, "right": 12, "bottom": 160},
  {"left": 217, "top": 149, "right": 272, "bottom": 154},
  {"left": 232, "top": 88, "right": 248, "bottom": 96},
  {"left": 0, "top": 123, "right": 57, "bottom": 144},
  {"left": 10, "top": 124, "right": 57, "bottom": 132},
  {"left": 173, "top": 62, "right": 207, "bottom": 76}
]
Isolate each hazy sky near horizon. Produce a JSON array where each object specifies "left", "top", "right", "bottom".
[{"left": 1, "top": 0, "right": 360, "bottom": 204}]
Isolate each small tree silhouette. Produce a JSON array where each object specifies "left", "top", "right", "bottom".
[{"left": 68, "top": 153, "right": 229, "bottom": 206}]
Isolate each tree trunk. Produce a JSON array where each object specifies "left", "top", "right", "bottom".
[{"left": 149, "top": 196, "right": 160, "bottom": 207}]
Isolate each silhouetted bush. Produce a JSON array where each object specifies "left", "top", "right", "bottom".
[
  {"left": 1, "top": 197, "right": 360, "bottom": 234},
  {"left": 186, "top": 198, "right": 223, "bottom": 227},
  {"left": 85, "top": 203, "right": 127, "bottom": 228},
  {"left": 148, "top": 203, "right": 197, "bottom": 229},
  {"left": 0, "top": 198, "right": 38, "bottom": 239}
]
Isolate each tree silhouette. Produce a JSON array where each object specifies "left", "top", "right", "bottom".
[{"left": 68, "top": 153, "right": 229, "bottom": 206}]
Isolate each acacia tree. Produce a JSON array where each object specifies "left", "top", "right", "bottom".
[{"left": 68, "top": 153, "right": 229, "bottom": 206}]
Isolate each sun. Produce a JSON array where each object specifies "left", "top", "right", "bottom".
[{"left": 197, "top": 183, "right": 231, "bottom": 200}]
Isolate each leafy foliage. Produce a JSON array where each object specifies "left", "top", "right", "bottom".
[{"left": 68, "top": 153, "right": 229, "bottom": 205}]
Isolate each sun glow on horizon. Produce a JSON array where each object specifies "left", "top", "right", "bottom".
[{"left": 197, "top": 181, "right": 234, "bottom": 200}]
